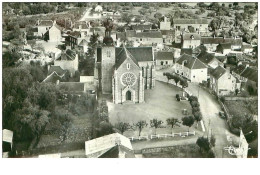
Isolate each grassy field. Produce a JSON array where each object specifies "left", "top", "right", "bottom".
[{"left": 224, "top": 100, "right": 258, "bottom": 117}]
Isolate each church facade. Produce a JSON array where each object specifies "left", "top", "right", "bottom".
[{"left": 95, "top": 30, "right": 155, "bottom": 104}]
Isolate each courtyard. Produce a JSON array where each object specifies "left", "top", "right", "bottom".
[{"left": 107, "top": 81, "right": 200, "bottom": 137}]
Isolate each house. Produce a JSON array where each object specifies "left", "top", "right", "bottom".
[
  {"left": 131, "top": 24, "right": 152, "bottom": 33},
  {"left": 242, "top": 43, "right": 254, "bottom": 54},
  {"left": 85, "top": 133, "right": 135, "bottom": 158},
  {"left": 216, "top": 43, "right": 232, "bottom": 55},
  {"left": 175, "top": 54, "right": 208, "bottom": 83},
  {"left": 42, "top": 71, "right": 63, "bottom": 84},
  {"left": 54, "top": 49, "right": 78, "bottom": 77},
  {"left": 2, "top": 129, "right": 13, "bottom": 158},
  {"left": 201, "top": 36, "right": 243, "bottom": 52},
  {"left": 160, "top": 16, "right": 171, "bottom": 30},
  {"left": 73, "top": 21, "right": 88, "bottom": 32},
  {"left": 154, "top": 51, "right": 174, "bottom": 67},
  {"left": 210, "top": 66, "right": 238, "bottom": 96},
  {"left": 126, "top": 30, "right": 163, "bottom": 48},
  {"left": 182, "top": 33, "right": 201, "bottom": 49},
  {"left": 173, "top": 19, "right": 208, "bottom": 33},
  {"left": 78, "top": 39, "right": 88, "bottom": 53},
  {"left": 44, "top": 21, "right": 63, "bottom": 42},
  {"left": 95, "top": 5, "right": 103, "bottom": 12},
  {"left": 36, "top": 20, "right": 53, "bottom": 36},
  {"left": 66, "top": 31, "right": 86, "bottom": 48},
  {"left": 197, "top": 52, "right": 224, "bottom": 69},
  {"left": 160, "top": 30, "right": 174, "bottom": 44}
]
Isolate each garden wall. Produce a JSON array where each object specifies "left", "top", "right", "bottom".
[{"left": 224, "top": 96, "right": 258, "bottom": 101}]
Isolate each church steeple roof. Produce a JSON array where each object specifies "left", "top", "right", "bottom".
[{"left": 115, "top": 45, "right": 139, "bottom": 69}]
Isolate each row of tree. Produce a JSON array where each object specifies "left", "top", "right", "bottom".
[
  {"left": 113, "top": 115, "right": 197, "bottom": 137},
  {"left": 163, "top": 72, "right": 189, "bottom": 89}
]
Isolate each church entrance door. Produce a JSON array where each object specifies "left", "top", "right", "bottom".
[{"left": 126, "top": 91, "right": 131, "bottom": 101}]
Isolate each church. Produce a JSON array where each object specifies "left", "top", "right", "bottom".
[{"left": 95, "top": 28, "right": 155, "bottom": 104}]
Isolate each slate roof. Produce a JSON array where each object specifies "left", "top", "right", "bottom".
[
  {"left": 48, "top": 66, "right": 67, "bottom": 76},
  {"left": 240, "top": 67, "right": 258, "bottom": 82},
  {"left": 218, "top": 43, "right": 232, "bottom": 49},
  {"left": 183, "top": 33, "right": 201, "bottom": 40},
  {"left": 232, "top": 65, "right": 246, "bottom": 75},
  {"left": 201, "top": 37, "right": 242, "bottom": 45},
  {"left": 126, "top": 30, "right": 136, "bottom": 37},
  {"left": 135, "top": 31, "right": 162, "bottom": 38},
  {"left": 59, "top": 82, "right": 85, "bottom": 92},
  {"left": 116, "top": 32, "right": 126, "bottom": 40},
  {"left": 197, "top": 52, "right": 215, "bottom": 64},
  {"left": 181, "top": 48, "right": 192, "bottom": 56},
  {"left": 155, "top": 51, "right": 174, "bottom": 61},
  {"left": 176, "top": 54, "right": 207, "bottom": 69},
  {"left": 56, "top": 49, "right": 77, "bottom": 61},
  {"left": 210, "top": 66, "right": 227, "bottom": 79},
  {"left": 131, "top": 24, "right": 152, "bottom": 31},
  {"left": 115, "top": 47, "right": 139, "bottom": 69},
  {"left": 173, "top": 19, "right": 208, "bottom": 24},
  {"left": 52, "top": 24, "right": 63, "bottom": 31},
  {"left": 160, "top": 30, "right": 174, "bottom": 36},
  {"left": 115, "top": 47, "right": 153, "bottom": 62},
  {"left": 68, "top": 31, "right": 81, "bottom": 38},
  {"left": 38, "top": 20, "right": 53, "bottom": 26},
  {"left": 42, "top": 72, "right": 62, "bottom": 83},
  {"left": 99, "top": 145, "right": 135, "bottom": 158},
  {"left": 74, "top": 22, "right": 88, "bottom": 29}
]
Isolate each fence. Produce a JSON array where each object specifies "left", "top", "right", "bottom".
[{"left": 128, "top": 131, "right": 196, "bottom": 141}]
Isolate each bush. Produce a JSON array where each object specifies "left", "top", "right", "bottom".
[
  {"left": 191, "top": 101, "right": 200, "bottom": 107},
  {"left": 192, "top": 107, "right": 200, "bottom": 114},
  {"left": 176, "top": 94, "right": 180, "bottom": 98},
  {"left": 188, "top": 96, "right": 198, "bottom": 103}
]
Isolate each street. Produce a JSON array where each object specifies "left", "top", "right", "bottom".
[{"left": 187, "top": 83, "right": 239, "bottom": 158}]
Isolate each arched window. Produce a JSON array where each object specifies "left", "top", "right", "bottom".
[{"left": 127, "top": 63, "right": 130, "bottom": 70}]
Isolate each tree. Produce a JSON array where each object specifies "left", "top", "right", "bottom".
[
  {"left": 115, "top": 122, "right": 131, "bottom": 134},
  {"left": 2, "top": 51, "right": 21, "bottom": 68},
  {"left": 179, "top": 78, "right": 188, "bottom": 89},
  {"left": 166, "top": 118, "right": 181, "bottom": 134},
  {"left": 196, "top": 136, "right": 210, "bottom": 152},
  {"left": 96, "top": 121, "right": 115, "bottom": 137},
  {"left": 235, "top": 89, "right": 239, "bottom": 95},
  {"left": 134, "top": 120, "right": 148, "bottom": 136},
  {"left": 150, "top": 119, "right": 163, "bottom": 135},
  {"left": 194, "top": 111, "right": 202, "bottom": 128},
  {"left": 182, "top": 116, "right": 195, "bottom": 132}
]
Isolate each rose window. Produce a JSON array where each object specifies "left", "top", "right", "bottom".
[{"left": 121, "top": 72, "right": 136, "bottom": 86}]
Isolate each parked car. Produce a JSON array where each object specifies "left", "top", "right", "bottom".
[{"left": 219, "top": 111, "right": 226, "bottom": 119}]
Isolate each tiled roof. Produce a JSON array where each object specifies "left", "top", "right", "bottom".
[
  {"left": 38, "top": 20, "right": 53, "bottom": 26},
  {"left": 210, "top": 66, "right": 226, "bottom": 79},
  {"left": 197, "top": 52, "right": 215, "bottom": 64},
  {"left": 48, "top": 66, "right": 67, "bottom": 76},
  {"left": 42, "top": 72, "right": 62, "bottom": 83},
  {"left": 115, "top": 47, "right": 153, "bottom": 62},
  {"left": 115, "top": 47, "right": 139, "bottom": 69},
  {"left": 201, "top": 37, "right": 242, "bottom": 45},
  {"left": 85, "top": 133, "right": 133, "bottom": 158},
  {"left": 59, "top": 82, "right": 85, "bottom": 92},
  {"left": 131, "top": 24, "right": 152, "bottom": 31},
  {"left": 155, "top": 51, "right": 174, "bottom": 61},
  {"left": 173, "top": 19, "right": 208, "bottom": 24},
  {"left": 183, "top": 33, "right": 201, "bottom": 40},
  {"left": 56, "top": 49, "right": 77, "bottom": 61},
  {"left": 176, "top": 54, "right": 207, "bottom": 69}
]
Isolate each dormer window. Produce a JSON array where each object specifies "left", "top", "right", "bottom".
[{"left": 127, "top": 63, "right": 130, "bottom": 70}]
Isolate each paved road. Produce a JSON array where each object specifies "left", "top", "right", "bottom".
[{"left": 186, "top": 83, "right": 239, "bottom": 158}]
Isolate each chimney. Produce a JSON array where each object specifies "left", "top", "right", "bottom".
[
  {"left": 213, "top": 35, "right": 215, "bottom": 39},
  {"left": 37, "top": 20, "right": 40, "bottom": 25},
  {"left": 164, "top": 16, "right": 167, "bottom": 23},
  {"left": 56, "top": 79, "right": 60, "bottom": 85},
  {"left": 79, "top": 24, "right": 82, "bottom": 30},
  {"left": 226, "top": 66, "right": 230, "bottom": 73},
  {"left": 53, "top": 20, "right": 56, "bottom": 25},
  {"left": 48, "top": 65, "right": 50, "bottom": 71}
]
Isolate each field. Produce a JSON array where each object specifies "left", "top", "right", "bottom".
[{"left": 224, "top": 100, "right": 258, "bottom": 117}]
